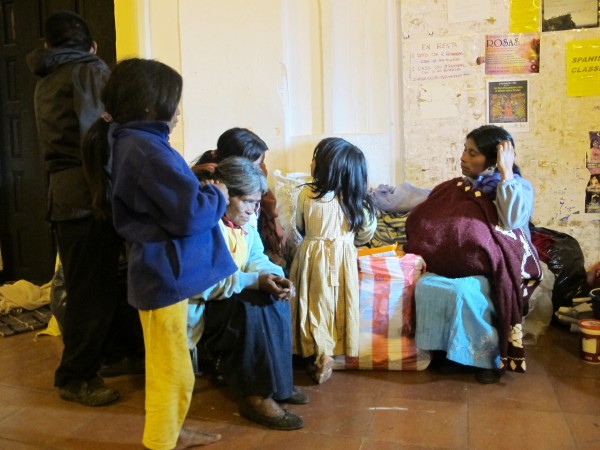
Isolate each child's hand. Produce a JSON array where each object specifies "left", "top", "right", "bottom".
[{"left": 203, "top": 179, "right": 229, "bottom": 202}]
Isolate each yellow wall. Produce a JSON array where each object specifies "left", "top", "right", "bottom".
[{"left": 114, "top": 0, "right": 139, "bottom": 59}]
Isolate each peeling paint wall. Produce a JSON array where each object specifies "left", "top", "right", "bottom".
[{"left": 399, "top": 0, "right": 600, "bottom": 267}]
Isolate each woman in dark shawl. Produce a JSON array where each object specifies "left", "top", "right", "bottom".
[{"left": 404, "top": 125, "right": 541, "bottom": 384}]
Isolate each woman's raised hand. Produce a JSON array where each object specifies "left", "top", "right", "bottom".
[{"left": 496, "top": 140, "right": 515, "bottom": 181}]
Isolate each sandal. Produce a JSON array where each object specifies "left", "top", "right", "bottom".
[{"left": 312, "top": 355, "right": 334, "bottom": 384}]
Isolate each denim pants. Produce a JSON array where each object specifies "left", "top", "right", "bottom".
[{"left": 202, "top": 290, "right": 294, "bottom": 400}]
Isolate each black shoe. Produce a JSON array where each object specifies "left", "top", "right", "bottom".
[
  {"left": 276, "top": 386, "right": 309, "bottom": 405},
  {"left": 239, "top": 400, "right": 303, "bottom": 430},
  {"left": 98, "top": 356, "right": 145, "bottom": 378},
  {"left": 475, "top": 368, "right": 502, "bottom": 384},
  {"left": 436, "top": 358, "right": 464, "bottom": 374},
  {"left": 58, "top": 376, "right": 120, "bottom": 406},
  {"left": 210, "top": 371, "right": 227, "bottom": 388}
]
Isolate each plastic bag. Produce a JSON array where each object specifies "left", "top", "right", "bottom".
[
  {"left": 272, "top": 170, "right": 311, "bottom": 263},
  {"left": 50, "top": 263, "right": 67, "bottom": 333},
  {"left": 530, "top": 225, "right": 590, "bottom": 311},
  {"left": 522, "top": 261, "right": 555, "bottom": 344},
  {"left": 333, "top": 253, "right": 431, "bottom": 371}
]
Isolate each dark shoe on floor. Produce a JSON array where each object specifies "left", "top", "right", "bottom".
[
  {"left": 475, "top": 368, "right": 502, "bottom": 384},
  {"left": 58, "top": 376, "right": 120, "bottom": 406},
  {"left": 98, "top": 356, "right": 145, "bottom": 378},
  {"left": 437, "top": 358, "right": 464, "bottom": 374},
  {"left": 210, "top": 371, "right": 227, "bottom": 388},
  {"left": 239, "top": 400, "right": 303, "bottom": 430},
  {"left": 276, "top": 386, "right": 309, "bottom": 405}
]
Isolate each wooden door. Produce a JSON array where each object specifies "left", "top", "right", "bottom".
[{"left": 0, "top": 0, "right": 116, "bottom": 284}]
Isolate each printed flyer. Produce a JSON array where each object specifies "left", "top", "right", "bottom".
[
  {"left": 586, "top": 131, "right": 600, "bottom": 213},
  {"left": 484, "top": 33, "right": 540, "bottom": 75},
  {"left": 487, "top": 80, "right": 529, "bottom": 132}
]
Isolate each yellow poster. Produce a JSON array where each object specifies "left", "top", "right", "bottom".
[
  {"left": 510, "top": 0, "right": 541, "bottom": 33},
  {"left": 566, "top": 38, "right": 600, "bottom": 97}
]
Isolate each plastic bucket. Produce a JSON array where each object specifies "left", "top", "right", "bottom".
[{"left": 578, "top": 319, "right": 600, "bottom": 363}]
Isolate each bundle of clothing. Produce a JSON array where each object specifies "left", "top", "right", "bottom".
[{"left": 367, "top": 182, "right": 430, "bottom": 248}]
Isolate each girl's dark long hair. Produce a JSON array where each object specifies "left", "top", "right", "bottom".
[
  {"left": 216, "top": 127, "right": 268, "bottom": 162},
  {"left": 466, "top": 125, "right": 522, "bottom": 175},
  {"left": 191, "top": 127, "right": 268, "bottom": 167},
  {"left": 307, "top": 137, "right": 375, "bottom": 233},
  {"left": 82, "top": 58, "right": 183, "bottom": 219}
]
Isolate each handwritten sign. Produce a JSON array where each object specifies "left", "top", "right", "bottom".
[{"left": 410, "top": 38, "right": 465, "bottom": 82}]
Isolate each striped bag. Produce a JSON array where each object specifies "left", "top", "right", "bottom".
[{"left": 333, "top": 252, "right": 431, "bottom": 371}]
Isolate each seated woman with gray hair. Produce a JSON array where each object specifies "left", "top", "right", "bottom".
[{"left": 188, "top": 156, "right": 307, "bottom": 430}]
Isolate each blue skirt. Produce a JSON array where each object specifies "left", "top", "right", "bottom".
[{"left": 415, "top": 272, "right": 500, "bottom": 369}]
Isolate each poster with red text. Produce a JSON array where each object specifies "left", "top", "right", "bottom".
[{"left": 484, "top": 33, "right": 540, "bottom": 75}]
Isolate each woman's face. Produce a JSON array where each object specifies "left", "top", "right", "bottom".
[
  {"left": 460, "top": 138, "right": 487, "bottom": 178},
  {"left": 253, "top": 153, "right": 265, "bottom": 166},
  {"left": 167, "top": 106, "right": 180, "bottom": 133},
  {"left": 225, "top": 191, "right": 262, "bottom": 227}
]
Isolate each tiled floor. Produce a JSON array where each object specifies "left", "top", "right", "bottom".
[{"left": 1, "top": 324, "right": 600, "bottom": 450}]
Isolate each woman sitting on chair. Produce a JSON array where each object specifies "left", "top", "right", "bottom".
[
  {"left": 188, "top": 157, "right": 307, "bottom": 430},
  {"left": 404, "top": 125, "right": 542, "bottom": 384}
]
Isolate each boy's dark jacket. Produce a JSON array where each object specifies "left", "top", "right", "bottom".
[{"left": 27, "top": 47, "right": 110, "bottom": 221}]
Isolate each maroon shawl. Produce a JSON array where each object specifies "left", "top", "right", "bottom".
[{"left": 404, "top": 177, "right": 541, "bottom": 372}]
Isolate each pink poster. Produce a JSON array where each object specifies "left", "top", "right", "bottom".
[{"left": 484, "top": 33, "right": 540, "bottom": 75}]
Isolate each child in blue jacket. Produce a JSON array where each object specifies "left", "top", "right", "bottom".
[{"left": 82, "top": 58, "right": 236, "bottom": 450}]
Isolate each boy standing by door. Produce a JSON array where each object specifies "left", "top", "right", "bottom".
[{"left": 27, "top": 10, "right": 141, "bottom": 406}]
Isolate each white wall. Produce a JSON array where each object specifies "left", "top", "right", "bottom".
[{"left": 140, "top": 0, "right": 599, "bottom": 267}]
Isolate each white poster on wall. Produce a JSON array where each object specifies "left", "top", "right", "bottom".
[{"left": 410, "top": 37, "right": 465, "bottom": 82}]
